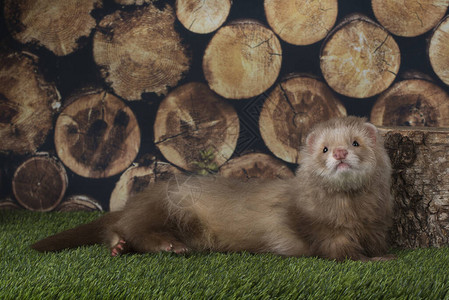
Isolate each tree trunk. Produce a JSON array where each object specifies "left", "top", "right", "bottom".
[
  {"left": 154, "top": 82, "right": 239, "bottom": 173},
  {"left": 320, "top": 14, "right": 400, "bottom": 98},
  {"left": 203, "top": 19, "right": 282, "bottom": 99},
  {"left": 380, "top": 127, "right": 449, "bottom": 248},
  {"left": 176, "top": 0, "right": 231, "bottom": 34},
  {"left": 93, "top": 4, "right": 191, "bottom": 100},
  {"left": 56, "top": 195, "right": 103, "bottom": 212},
  {"left": 0, "top": 52, "right": 61, "bottom": 155},
  {"left": 370, "top": 77, "right": 449, "bottom": 127},
  {"left": 110, "top": 161, "right": 180, "bottom": 211},
  {"left": 428, "top": 15, "right": 449, "bottom": 86},
  {"left": 264, "top": 0, "right": 338, "bottom": 45},
  {"left": 54, "top": 89, "right": 140, "bottom": 178},
  {"left": 219, "top": 152, "right": 294, "bottom": 180},
  {"left": 3, "top": 0, "right": 101, "bottom": 56},
  {"left": 259, "top": 74, "right": 347, "bottom": 164},
  {"left": 372, "top": 0, "right": 449, "bottom": 37},
  {"left": 12, "top": 153, "right": 68, "bottom": 212}
]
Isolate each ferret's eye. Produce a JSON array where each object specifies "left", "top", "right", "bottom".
[
  {"left": 352, "top": 140, "right": 359, "bottom": 147},
  {"left": 323, "top": 147, "right": 328, "bottom": 153}
]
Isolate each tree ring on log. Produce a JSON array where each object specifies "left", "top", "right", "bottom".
[
  {"left": 370, "top": 79, "right": 449, "bottom": 127},
  {"left": 259, "top": 75, "right": 346, "bottom": 164},
  {"left": 93, "top": 4, "right": 191, "bottom": 100},
  {"left": 154, "top": 82, "right": 239, "bottom": 172},
  {"left": 219, "top": 152, "right": 294, "bottom": 180},
  {"left": 12, "top": 154, "right": 68, "bottom": 212},
  {"left": 264, "top": 0, "right": 338, "bottom": 45},
  {"left": 56, "top": 194, "right": 103, "bottom": 212},
  {"left": 429, "top": 15, "right": 449, "bottom": 86},
  {"left": 176, "top": 0, "right": 231, "bottom": 34},
  {"left": 0, "top": 52, "right": 60, "bottom": 154},
  {"left": 203, "top": 19, "right": 282, "bottom": 99},
  {"left": 320, "top": 14, "right": 400, "bottom": 98},
  {"left": 372, "top": 0, "right": 449, "bottom": 37},
  {"left": 4, "top": 0, "right": 101, "bottom": 56},
  {"left": 54, "top": 90, "right": 141, "bottom": 178},
  {"left": 110, "top": 162, "right": 180, "bottom": 211}
]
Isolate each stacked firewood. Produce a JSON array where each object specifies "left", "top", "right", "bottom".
[{"left": 0, "top": 0, "right": 448, "bottom": 248}]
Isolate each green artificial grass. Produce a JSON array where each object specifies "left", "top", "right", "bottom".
[{"left": 1, "top": 211, "right": 449, "bottom": 299}]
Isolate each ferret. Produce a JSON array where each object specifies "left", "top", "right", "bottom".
[{"left": 31, "top": 116, "right": 394, "bottom": 261}]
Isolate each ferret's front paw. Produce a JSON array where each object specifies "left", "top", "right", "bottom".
[{"left": 111, "top": 239, "right": 128, "bottom": 257}]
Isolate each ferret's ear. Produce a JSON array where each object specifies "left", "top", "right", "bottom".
[
  {"left": 364, "top": 122, "right": 378, "bottom": 144},
  {"left": 305, "top": 132, "right": 316, "bottom": 153}
]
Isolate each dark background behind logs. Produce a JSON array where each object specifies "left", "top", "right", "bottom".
[{"left": 0, "top": 0, "right": 448, "bottom": 210}]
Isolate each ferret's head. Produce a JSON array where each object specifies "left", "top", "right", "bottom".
[{"left": 300, "top": 116, "right": 380, "bottom": 192}]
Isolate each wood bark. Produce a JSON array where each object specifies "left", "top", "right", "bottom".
[
  {"left": 203, "top": 19, "right": 282, "bottom": 99},
  {"left": 110, "top": 161, "right": 180, "bottom": 211},
  {"left": 176, "top": 0, "right": 231, "bottom": 34},
  {"left": 259, "top": 75, "right": 347, "bottom": 164},
  {"left": 219, "top": 153, "right": 294, "bottom": 180},
  {"left": 154, "top": 82, "right": 239, "bottom": 173},
  {"left": 93, "top": 4, "right": 191, "bottom": 100},
  {"left": 54, "top": 89, "right": 140, "bottom": 178},
  {"left": 320, "top": 14, "right": 400, "bottom": 98},
  {"left": 264, "top": 0, "right": 338, "bottom": 45},
  {"left": 56, "top": 195, "right": 103, "bottom": 212},
  {"left": 370, "top": 78, "right": 449, "bottom": 127},
  {"left": 3, "top": 0, "right": 101, "bottom": 56},
  {"left": 380, "top": 127, "right": 449, "bottom": 248},
  {"left": 12, "top": 154, "right": 68, "bottom": 212},
  {"left": 428, "top": 15, "right": 449, "bottom": 86},
  {"left": 0, "top": 52, "right": 61, "bottom": 155},
  {"left": 372, "top": 0, "right": 449, "bottom": 37}
]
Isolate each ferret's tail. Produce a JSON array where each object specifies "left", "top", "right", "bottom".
[{"left": 31, "top": 212, "right": 121, "bottom": 252}]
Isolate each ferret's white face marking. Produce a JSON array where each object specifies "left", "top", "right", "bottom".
[{"left": 307, "top": 124, "right": 377, "bottom": 191}]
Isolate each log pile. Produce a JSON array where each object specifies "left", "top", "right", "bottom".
[{"left": 1, "top": 1, "right": 449, "bottom": 247}]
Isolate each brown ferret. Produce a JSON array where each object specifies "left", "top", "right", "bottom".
[{"left": 31, "top": 116, "right": 394, "bottom": 261}]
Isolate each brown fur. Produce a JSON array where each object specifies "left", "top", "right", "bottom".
[{"left": 31, "top": 116, "right": 394, "bottom": 261}]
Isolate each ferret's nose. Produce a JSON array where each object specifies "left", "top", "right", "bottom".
[{"left": 333, "top": 148, "right": 348, "bottom": 160}]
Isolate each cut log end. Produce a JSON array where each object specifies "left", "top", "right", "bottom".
[
  {"left": 154, "top": 82, "right": 239, "bottom": 172},
  {"left": 12, "top": 154, "right": 68, "bottom": 212},
  {"left": 320, "top": 15, "right": 400, "bottom": 98},
  {"left": 56, "top": 195, "right": 103, "bottom": 212},
  {"left": 109, "top": 162, "right": 180, "bottom": 211},
  {"left": 264, "top": 0, "right": 338, "bottom": 45},
  {"left": 372, "top": 0, "right": 449, "bottom": 37},
  {"left": 176, "top": 0, "right": 231, "bottom": 34},
  {"left": 93, "top": 4, "right": 191, "bottom": 100},
  {"left": 371, "top": 79, "right": 449, "bottom": 127},
  {"left": 203, "top": 19, "right": 282, "bottom": 99},
  {"left": 4, "top": 0, "right": 101, "bottom": 56},
  {"left": 429, "top": 15, "right": 449, "bottom": 86},
  {"left": 219, "top": 153, "right": 294, "bottom": 180},
  {"left": 260, "top": 75, "right": 346, "bottom": 164},
  {"left": 0, "top": 52, "right": 60, "bottom": 154},
  {"left": 54, "top": 90, "right": 141, "bottom": 178}
]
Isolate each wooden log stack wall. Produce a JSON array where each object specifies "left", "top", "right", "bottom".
[{"left": 1, "top": 0, "right": 449, "bottom": 249}]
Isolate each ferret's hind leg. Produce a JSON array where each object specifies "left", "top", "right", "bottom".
[{"left": 129, "top": 232, "right": 190, "bottom": 255}]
